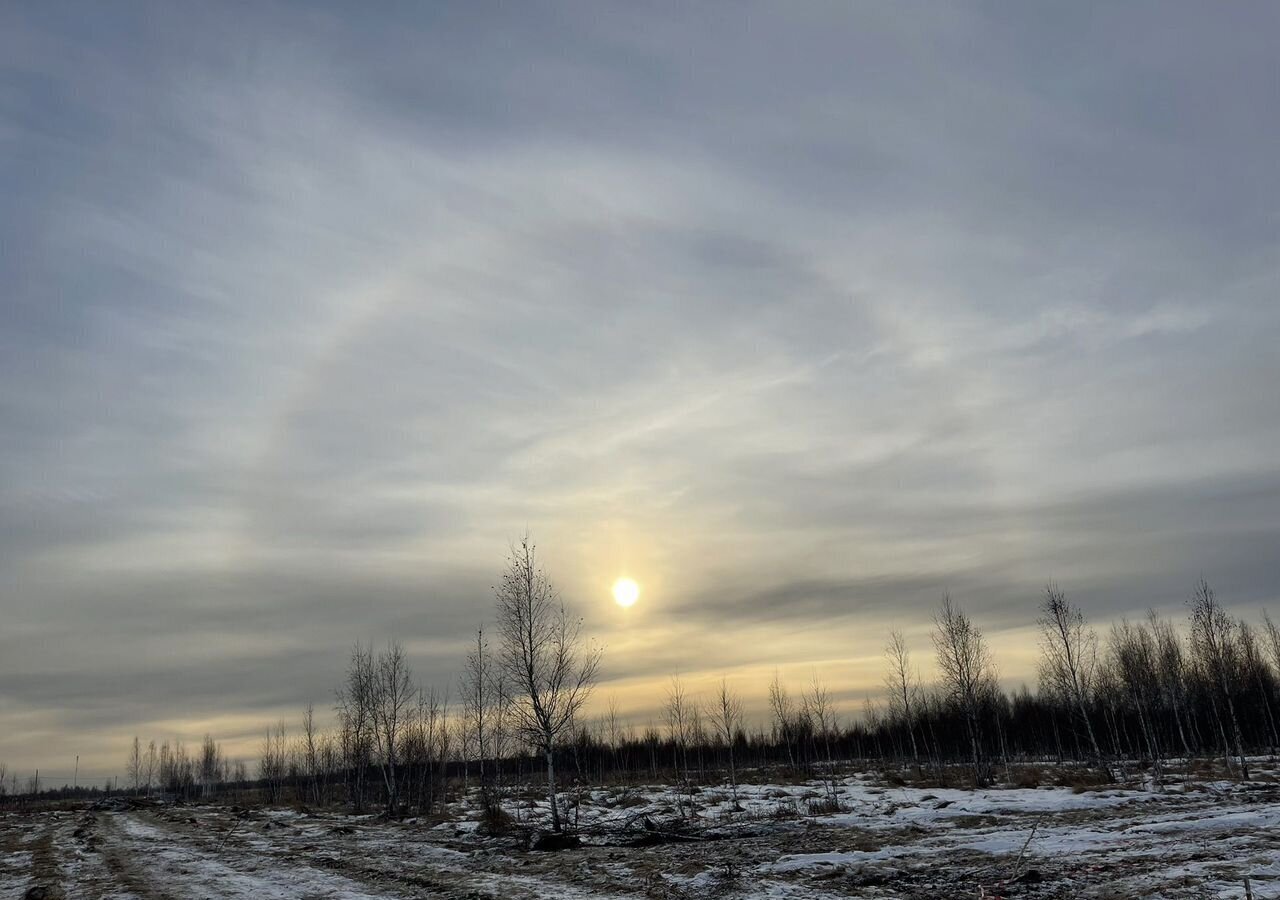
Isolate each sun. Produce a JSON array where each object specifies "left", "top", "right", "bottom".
[{"left": 612, "top": 577, "right": 640, "bottom": 608}]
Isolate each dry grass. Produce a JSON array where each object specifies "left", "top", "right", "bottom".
[{"left": 805, "top": 797, "right": 843, "bottom": 816}]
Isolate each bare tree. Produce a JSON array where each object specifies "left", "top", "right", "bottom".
[
  {"left": 259, "top": 722, "right": 288, "bottom": 804},
  {"left": 199, "top": 734, "right": 221, "bottom": 798},
  {"left": 336, "top": 643, "right": 376, "bottom": 811},
  {"left": 1238, "top": 622, "right": 1279, "bottom": 754},
  {"left": 494, "top": 537, "right": 602, "bottom": 833},
  {"left": 665, "top": 675, "right": 693, "bottom": 813},
  {"left": 1189, "top": 579, "right": 1248, "bottom": 779},
  {"left": 604, "top": 695, "right": 626, "bottom": 777},
  {"left": 1110, "top": 620, "right": 1164, "bottom": 783},
  {"left": 406, "top": 685, "right": 448, "bottom": 814},
  {"left": 933, "top": 594, "right": 997, "bottom": 786},
  {"left": 884, "top": 630, "right": 921, "bottom": 766},
  {"left": 1037, "top": 585, "right": 1106, "bottom": 772},
  {"left": 301, "top": 704, "right": 321, "bottom": 805},
  {"left": 460, "top": 626, "right": 503, "bottom": 813},
  {"left": 127, "top": 736, "right": 142, "bottom": 795},
  {"left": 768, "top": 670, "right": 797, "bottom": 770},
  {"left": 143, "top": 741, "right": 158, "bottom": 798},
  {"left": 805, "top": 675, "right": 839, "bottom": 804},
  {"left": 1263, "top": 611, "right": 1280, "bottom": 677},
  {"left": 707, "top": 678, "right": 744, "bottom": 807},
  {"left": 1148, "top": 610, "right": 1194, "bottom": 758},
  {"left": 371, "top": 641, "right": 415, "bottom": 814}
]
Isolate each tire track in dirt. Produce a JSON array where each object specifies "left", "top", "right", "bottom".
[
  {"left": 131, "top": 809, "right": 628, "bottom": 900},
  {"left": 147, "top": 811, "right": 496, "bottom": 900},
  {"left": 26, "top": 827, "right": 65, "bottom": 899},
  {"left": 99, "top": 811, "right": 419, "bottom": 900},
  {"left": 93, "top": 815, "right": 172, "bottom": 900},
  {"left": 305, "top": 852, "right": 490, "bottom": 899}
]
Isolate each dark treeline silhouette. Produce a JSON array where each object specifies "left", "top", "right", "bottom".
[
  {"left": 7, "top": 567, "right": 1277, "bottom": 820},
  {"left": 278, "top": 575, "right": 1273, "bottom": 817}
]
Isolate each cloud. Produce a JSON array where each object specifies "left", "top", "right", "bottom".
[{"left": 1, "top": 1, "right": 1277, "bottom": 774}]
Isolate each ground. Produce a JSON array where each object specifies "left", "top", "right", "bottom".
[{"left": 2, "top": 766, "right": 1277, "bottom": 899}]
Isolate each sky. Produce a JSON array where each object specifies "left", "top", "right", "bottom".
[{"left": 2, "top": 2, "right": 1278, "bottom": 780}]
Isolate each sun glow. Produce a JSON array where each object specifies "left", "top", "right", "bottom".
[{"left": 612, "top": 577, "right": 640, "bottom": 608}]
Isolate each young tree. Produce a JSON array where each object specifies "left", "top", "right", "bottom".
[
  {"left": 768, "top": 670, "right": 797, "bottom": 770},
  {"left": 301, "top": 703, "right": 321, "bottom": 805},
  {"left": 805, "top": 675, "right": 839, "bottom": 803},
  {"left": 495, "top": 537, "right": 602, "bottom": 833},
  {"left": 418, "top": 686, "right": 450, "bottom": 814},
  {"left": 460, "top": 626, "right": 502, "bottom": 813},
  {"left": 1238, "top": 622, "right": 1279, "bottom": 753},
  {"left": 1189, "top": 579, "right": 1248, "bottom": 779},
  {"left": 127, "top": 736, "right": 143, "bottom": 795},
  {"left": 199, "top": 734, "right": 221, "bottom": 798},
  {"left": 143, "top": 741, "right": 158, "bottom": 798},
  {"left": 1263, "top": 611, "right": 1280, "bottom": 678},
  {"left": 259, "top": 729, "right": 277, "bottom": 803},
  {"left": 707, "top": 677, "right": 744, "bottom": 807},
  {"left": 336, "top": 643, "right": 376, "bottom": 811},
  {"left": 1037, "top": 585, "right": 1106, "bottom": 771},
  {"left": 1110, "top": 620, "right": 1164, "bottom": 782},
  {"left": 1148, "top": 610, "right": 1194, "bottom": 758},
  {"left": 884, "top": 630, "right": 921, "bottom": 765},
  {"left": 666, "top": 675, "right": 691, "bottom": 789},
  {"left": 933, "top": 594, "right": 997, "bottom": 786},
  {"left": 372, "top": 641, "right": 415, "bottom": 814},
  {"left": 604, "top": 695, "right": 626, "bottom": 777}
]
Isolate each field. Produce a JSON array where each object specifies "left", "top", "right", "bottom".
[{"left": 2, "top": 765, "right": 1278, "bottom": 900}]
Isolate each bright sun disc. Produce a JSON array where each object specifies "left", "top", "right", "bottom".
[{"left": 612, "top": 578, "right": 640, "bottom": 607}]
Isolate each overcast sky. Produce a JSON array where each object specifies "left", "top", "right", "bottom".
[{"left": 2, "top": 2, "right": 1278, "bottom": 779}]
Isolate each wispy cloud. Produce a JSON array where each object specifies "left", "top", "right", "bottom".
[{"left": 1, "top": 1, "right": 1277, "bottom": 775}]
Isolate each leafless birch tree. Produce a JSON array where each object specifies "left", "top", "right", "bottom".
[
  {"left": 336, "top": 642, "right": 376, "bottom": 811},
  {"left": 707, "top": 677, "right": 744, "bottom": 806},
  {"left": 885, "top": 630, "right": 921, "bottom": 765},
  {"left": 1189, "top": 579, "right": 1248, "bottom": 778},
  {"left": 127, "top": 736, "right": 142, "bottom": 795},
  {"left": 1263, "top": 611, "right": 1280, "bottom": 677},
  {"left": 495, "top": 537, "right": 601, "bottom": 833},
  {"left": 1037, "top": 585, "right": 1105, "bottom": 772},
  {"left": 1110, "top": 620, "right": 1164, "bottom": 782},
  {"left": 666, "top": 675, "right": 693, "bottom": 812},
  {"left": 1148, "top": 610, "right": 1194, "bottom": 758},
  {"left": 199, "top": 734, "right": 221, "bottom": 797},
  {"left": 1237, "top": 622, "right": 1279, "bottom": 753},
  {"left": 143, "top": 740, "right": 157, "bottom": 797},
  {"left": 933, "top": 594, "right": 997, "bottom": 786},
  {"left": 805, "top": 675, "right": 839, "bottom": 803},
  {"left": 301, "top": 704, "right": 321, "bottom": 805},
  {"left": 460, "top": 626, "right": 504, "bottom": 813},
  {"left": 372, "top": 641, "right": 415, "bottom": 814},
  {"left": 768, "top": 670, "right": 797, "bottom": 770}
]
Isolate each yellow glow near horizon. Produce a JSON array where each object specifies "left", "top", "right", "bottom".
[{"left": 612, "top": 577, "right": 640, "bottom": 607}]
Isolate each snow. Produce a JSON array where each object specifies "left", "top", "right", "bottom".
[
  {"left": 113, "top": 815, "right": 392, "bottom": 899},
  {"left": 1, "top": 760, "right": 1278, "bottom": 898}
]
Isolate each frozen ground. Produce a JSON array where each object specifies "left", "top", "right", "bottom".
[{"left": 2, "top": 766, "right": 1278, "bottom": 899}]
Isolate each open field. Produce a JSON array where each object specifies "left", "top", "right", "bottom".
[{"left": 3, "top": 765, "right": 1278, "bottom": 900}]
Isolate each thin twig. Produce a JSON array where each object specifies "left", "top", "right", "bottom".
[{"left": 1009, "top": 816, "right": 1042, "bottom": 881}]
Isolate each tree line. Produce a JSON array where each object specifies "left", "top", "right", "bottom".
[
  {"left": 245, "top": 565, "right": 1277, "bottom": 826},
  {"left": 52, "top": 547, "right": 1276, "bottom": 824}
]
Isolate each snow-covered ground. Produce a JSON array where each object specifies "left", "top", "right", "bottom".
[{"left": 2, "top": 765, "right": 1277, "bottom": 898}]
